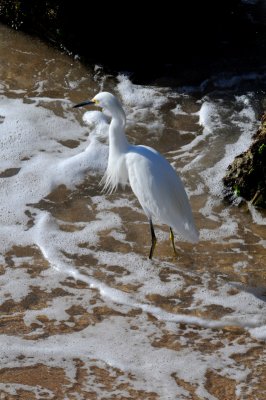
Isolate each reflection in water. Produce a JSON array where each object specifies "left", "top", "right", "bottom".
[{"left": 0, "top": 23, "right": 266, "bottom": 399}]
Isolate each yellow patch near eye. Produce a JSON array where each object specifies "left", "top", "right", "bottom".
[{"left": 93, "top": 99, "right": 99, "bottom": 105}]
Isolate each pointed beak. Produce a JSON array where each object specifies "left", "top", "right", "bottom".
[{"left": 73, "top": 100, "right": 95, "bottom": 108}]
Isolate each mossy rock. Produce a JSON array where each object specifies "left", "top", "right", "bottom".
[{"left": 223, "top": 113, "right": 266, "bottom": 208}]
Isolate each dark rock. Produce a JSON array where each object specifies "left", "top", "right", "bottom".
[
  {"left": 223, "top": 113, "right": 266, "bottom": 208},
  {"left": 0, "top": 1, "right": 266, "bottom": 83}
]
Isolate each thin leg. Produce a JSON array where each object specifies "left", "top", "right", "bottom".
[
  {"left": 169, "top": 227, "right": 178, "bottom": 257},
  {"left": 149, "top": 219, "right": 157, "bottom": 259}
]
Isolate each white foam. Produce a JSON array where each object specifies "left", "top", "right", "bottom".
[
  {"left": 116, "top": 74, "right": 168, "bottom": 109},
  {"left": 198, "top": 100, "right": 222, "bottom": 131},
  {"left": 171, "top": 104, "right": 187, "bottom": 115},
  {"left": 249, "top": 326, "right": 266, "bottom": 340},
  {"left": 193, "top": 283, "right": 266, "bottom": 327},
  {"left": 177, "top": 100, "right": 222, "bottom": 160},
  {"left": 248, "top": 203, "right": 266, "bottom": 225},
  {"left": 0, "top": 267, "right": 31, "bottom": 302},
  {"left": 115, "top": 75, "right": 168, "bottom": 134},
  {"left": 32, "top": 215, "right": 266, "bottom": 338},
  {"left": 200, "top": 94, "right": 257, "bottom": 198},
  {"left": 233, "top": 261, "right": 248, "bottom": 273},
  {"left": 0, "top": 96, "right": 109, "bottom": 228},
  {"left": 200, "top": 220, "right": 238, "bottom": 241},
  {"left": 1, "top": 41, "right": 266, "bottom": 400},
  {"left": 91, "top": 195, "right": 139, "bottom": 212},
  {"left": 0, "top": 384, "right": 54, "bottom": 400},
  {"left": 0, "top": 314, "right": 253, "bottom": 399}
]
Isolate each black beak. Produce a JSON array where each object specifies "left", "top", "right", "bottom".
[{"left": 73, "top": 100, "right": 95, "bottom": 108}]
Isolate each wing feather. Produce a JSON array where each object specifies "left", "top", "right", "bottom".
[{"left": 126, "top": 145, "right": 198, "bottom": 242}]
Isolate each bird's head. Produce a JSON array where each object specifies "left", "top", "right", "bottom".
[{"left": 73, "top": 92, "right": 124, "bottom": 120}]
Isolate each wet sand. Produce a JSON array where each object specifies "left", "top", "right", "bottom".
[{"left": 0, "top": 24, "right": 266, "bottom": 399}]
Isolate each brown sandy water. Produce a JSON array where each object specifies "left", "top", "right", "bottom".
[{"left": 0, "top": 24, "right": 266, "bottom": 399}]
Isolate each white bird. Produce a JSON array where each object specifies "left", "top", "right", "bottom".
[{"left": 73, "top": 92, "right": 199, "bottom": 259}]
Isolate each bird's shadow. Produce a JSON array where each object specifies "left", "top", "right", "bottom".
[{"left": 230, "top": 282, "right": 266, "bottom": 303}]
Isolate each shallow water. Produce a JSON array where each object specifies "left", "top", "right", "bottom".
[{"left": 0, "top": 24, "right": 266, "bottom": 400}]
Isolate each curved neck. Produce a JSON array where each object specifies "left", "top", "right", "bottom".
[
  {"left": 108, "top": 107, "right": 129, "bottom": 156},
  {"left": 109, "top": 103, "right": 126, "bottom": 125}
]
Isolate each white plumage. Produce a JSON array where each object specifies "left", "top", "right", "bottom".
[{"left": 74, "top": 91, "right": 199, "bottom": 258}]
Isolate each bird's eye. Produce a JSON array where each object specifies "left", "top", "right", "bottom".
[{"left": 94, "top": 99, "right": 100, "bottom": 105}]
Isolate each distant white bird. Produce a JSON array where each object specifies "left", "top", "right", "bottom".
[{"left": 73, "top": 92, "right": 199, "bottom": 259}]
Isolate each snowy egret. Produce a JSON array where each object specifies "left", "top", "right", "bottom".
[{"left": 73, "top": 92, "right": 199, "bottom": 259}]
